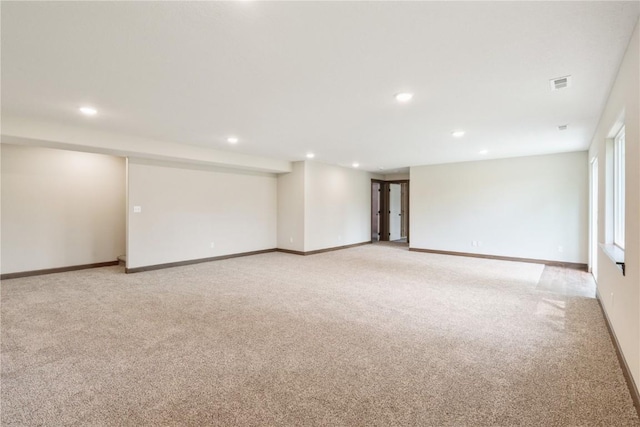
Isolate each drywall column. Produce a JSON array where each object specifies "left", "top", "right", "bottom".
[
  {"left": 277, "top": 161, "right": 306, "bottom": 252},
  {"left": 277, "top": 160, "right": 379, "bottom": 253},
  {"left": 303, "top": 161, "right": 374, "bottom": 252}
]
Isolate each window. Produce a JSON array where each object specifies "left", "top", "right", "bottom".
[
  {"left": 601, "top": 123, "right": 625, "bottom": 275},
  {"left": 613, "top": 126, "right": 625, "bottom": 249}
]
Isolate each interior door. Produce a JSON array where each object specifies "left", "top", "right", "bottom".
[{"left": 389, "top": 183, "right": 402, "bottom": 240}]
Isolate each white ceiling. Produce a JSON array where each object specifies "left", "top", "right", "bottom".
[{"left": 2, "top": 1, "right": 639, "bottom": 171}]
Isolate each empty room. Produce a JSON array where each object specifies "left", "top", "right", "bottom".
[{"left": 1, "top": 1, "right": 639, "bottom": 426}]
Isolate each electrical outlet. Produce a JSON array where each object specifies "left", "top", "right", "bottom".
[
  {"left": 133, "top": 206, "right": 142, "bottom": 213},
  {"left": 210, "top": 242, "right": 215, "bottom": 249},
  {"left": 472, "top": 240, "right": 477, "bottom": 247},
  {"left": 558, "top": 245, "right": 564, "bottom": 253},
  {"left": 289, "top": 237, "right": 293, "bottom": 243},
  {"left": 478, "top": 241, "right": 482, "bottom": 246},
  {"left": 338, "top": 235, "right": 342, "bottom": 241}
]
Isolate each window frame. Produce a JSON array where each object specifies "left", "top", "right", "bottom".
[{"left": 613, "top": 126, "right": 625, "bottom": 249}]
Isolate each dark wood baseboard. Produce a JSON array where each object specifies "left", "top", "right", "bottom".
[
  {"left": 125, "top": 249, "right": 278, "bottom": 273},
  {"left": 596, "top": 290, "right": 640, "bottom": 418},
  {"left": 1, "top": 261, "right": 119, "bottom": 280},
  {"left": 8, "top": 243, "right": 374, "bottom": 277},
  {"left": 276, "top": 248, "right": 306, "bottom": 256},
  {"left": 408, "top": 248, "right": 587, "bottom": 270},
  {"left": 277, "top": 241, "right": 372, "bottom": 256}
]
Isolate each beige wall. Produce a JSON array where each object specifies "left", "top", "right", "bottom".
[
  {"left": 127, "top": 159, "right": 277, "bottom": 269},
  {"left": 410, "top": 151, "right": 588, "bottom": 264},
  {"left": 1, "top": 144, "right": 125, "bottom": 274},
  {"left": 589, "top": 21, "right": 639, "bottom": 388}
]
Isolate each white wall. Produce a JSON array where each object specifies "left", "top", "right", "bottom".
[
  {"left": 277, "top": 161, "right": 305, "bottom": 252},
  {"left": 1, "top": 144, "right": 125, "bottom": 274},
  {"left": 304, "top": 161, "right": 374, "bottom": 252},
  {"left": 127, "top": 159, "right": 277, "bottom": 269},
  {"left": 589, "top": 21, "right": 639, "bottom": 389},
  {"left": 410, "top": 151, "right": 588, "bottom": 263}
]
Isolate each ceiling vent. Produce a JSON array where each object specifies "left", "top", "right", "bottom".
[
  {"left": 558, "top": 124, "right": 568, "bottom": 131},
  {"left": 550, "top": 75, "right": 572, "bottom": 91}
]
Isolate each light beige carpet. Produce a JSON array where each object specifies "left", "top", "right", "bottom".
[{"left": 1, "top": 244, "right": 638, "bottom": 426}]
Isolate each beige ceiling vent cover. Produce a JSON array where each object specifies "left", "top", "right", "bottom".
[{"left": 550, "top": 75, "right": 572, "bottom": 91}]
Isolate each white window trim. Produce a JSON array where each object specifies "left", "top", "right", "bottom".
[{"left": 613, "top": 126, "right": 625, "bottom": 250}]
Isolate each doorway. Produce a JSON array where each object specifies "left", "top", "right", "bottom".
[
  {"left": 371, "top": 181, "right": 381, "bottom": 241},
  {"left": 389, "top": 183, "right": 402, "bottom": 240},
  {"left": 371, "top": 180, "right": 409, "bottom": 243}
]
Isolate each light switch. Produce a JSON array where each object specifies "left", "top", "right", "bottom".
[{"left": 133, "top": 206, "right": 142, "bottom": 213}]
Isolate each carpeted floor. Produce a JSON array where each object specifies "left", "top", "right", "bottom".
[{"left": 1, "top": 244, "right": 638, "bottom": 426}]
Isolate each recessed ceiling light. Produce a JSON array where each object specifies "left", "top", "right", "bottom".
[
  {"left": 352, "top": 162, "right": 360, "bottom": 168},
  {"left": 79, "top": 106, "right": 97, "bottom": 116},
  {"left": 451, "top": 130, "right": 465, "bottom": 138},
  {"left": 227, "top": 136, "right": 239, "bottom": 144},
  {"left": 395, "top": 93, "right": 413, "bottom": 103},
  {"left": 306, "top": 153, "right": 315, "bottom": 159},
  {"left": 479, "top": 150, "right": 488, "bottom": 155}
]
